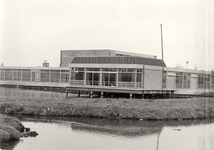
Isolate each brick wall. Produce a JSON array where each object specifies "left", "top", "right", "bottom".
[
  {"left": 60, "top": 50, "right": 111, "bottom": 67},
  {"left": 144, "top": 69, "right": 162, "bottom": 89}
]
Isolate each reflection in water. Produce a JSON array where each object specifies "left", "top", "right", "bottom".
[
  {"left": 0, "top": 87, "right": 65, "bottom": 98},
  {"left": 17, "top": 116, "right": 164, "bottom": 137},
  {"left": 2, "top": 116, "right": 213, "bottom": 150}
]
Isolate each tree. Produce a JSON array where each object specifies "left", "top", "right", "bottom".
[
  {"left": 0, "top": 63, "right": 4, "bottom": 67},
  {"left": 175, "top": 64, "right": 183, "bottom": 69}
]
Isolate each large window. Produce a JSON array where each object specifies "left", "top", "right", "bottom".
[
  {"left": 118, "top": 68, "right": 135, "bottom": 87},
  {"left": 204, "top": 74, "right": 210, "bottom": 89},
  {"left": 22, "top": 69, "right": 31, "bottom": 81},
  {"left": 41, "top": 70, "right": 50, "bottom": 82},
  {"left": 102, "top": 73, "right": 116, "bottom": 86},
  {"left": 0, "top": 69, "right": 4, "bottom": 80},
  {"left": 101, "top": 68, "right": 117, "bottom": 86},
  {"left": 162, "top": 71, "right": 167, "bottom": 88},
  {"left": 212, "top": 72, "right": 214, "bottom": 90},
  {"left": 176, "top": 72, "right": 190, "bottom": 88},
  {"left": 86, "top": 68, "right": 99, "bottom": 85},
  {"left": 61, "top": 70, "right": 69, "bottom": 83},
  {"left": 50, "top": 70, "right": 60, "bottom": 82},
  {"left": 70, "top": 68, "right": 85, "bottom": 85},
  {"left": 198, "top": 74, "right": 210, "bottom": 89},
  {"left": 13, "top": 69, "right": 21, "bottom": 81},
  {"left": 5, "top": 69, "right": 12, "bottom": 81},
  {"left": 183, "top": 73, "right": 190, "bottom": 88},
  {"left": 198, "top": 74, "right": 203, "bottom": 88}
]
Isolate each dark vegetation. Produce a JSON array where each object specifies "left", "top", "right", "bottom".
[{"left": 0, "top": 115, "right": 38, "bottom": 143}]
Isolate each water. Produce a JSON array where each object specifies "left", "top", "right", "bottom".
[
  {"left": 0, "top": 87, "right": 214, "bottom": 150},
  {"left": 1, "top": 116, "right": 214, "bottom": 150}
]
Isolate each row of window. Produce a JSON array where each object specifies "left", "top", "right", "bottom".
[
  {"left": 70, "top": 69, "right": 214, "bottom": 89},
  {"left": 70, "top": 68, "right": 143, "bottom": 88},
  {"left": 40, "top": 70, "right": 69, "bottom": 83},
  {"left": 175, "top": 72, "right": 211, "bottom": 89},
  {"left": 71, "top": 68, "right": 143, "bottom": 72},
  {"left": 0, "top": 69, "right": 69, "bottom": 83}
]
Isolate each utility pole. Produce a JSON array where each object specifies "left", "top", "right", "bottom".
[{"left": 160, "top": 24, "right": 164, "bottom": 60}]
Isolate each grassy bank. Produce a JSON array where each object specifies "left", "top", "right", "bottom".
[
  {"left": 0, "top": 97, "right": 214, "bottom": 120},
  {"left": 0, "top": 115, "right": 24, "bottom": 142}
]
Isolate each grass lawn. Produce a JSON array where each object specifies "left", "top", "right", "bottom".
[{"left": 0, "top": 96, "right": 214, "bottom": 120}]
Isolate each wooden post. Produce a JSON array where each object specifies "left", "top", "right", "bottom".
[{"left": 130, "top": 93, "right": 132, "bottom": 99}]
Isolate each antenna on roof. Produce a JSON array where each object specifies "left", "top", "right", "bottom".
[{"left": 160, "top": 24, "right": 164, "bottom": 60}]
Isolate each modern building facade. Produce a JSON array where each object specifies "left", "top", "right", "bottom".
[{"left": 0, "top": 50, "right": 214, "bottom": 98}]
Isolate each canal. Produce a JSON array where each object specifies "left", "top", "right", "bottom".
[{"left": 0, "top": 87, "right": 214, "bottom": 150}]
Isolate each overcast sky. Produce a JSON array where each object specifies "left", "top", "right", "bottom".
[{"left": 0, "top": 0, "right": 214, "bottom": 70}]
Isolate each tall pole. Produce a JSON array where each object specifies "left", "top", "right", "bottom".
[{"left": 160, "top": 24, "right": 164, "bottom": 60}]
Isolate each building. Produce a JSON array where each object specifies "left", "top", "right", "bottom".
[
  {"left": 60, "top": 49, "right": 156, "bottom": 67},
  {"left": 0, "top": 50, "right": 214, "bottom": 98}
]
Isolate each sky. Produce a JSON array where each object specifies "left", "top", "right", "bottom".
[{"left": 0, "top": 0, "right": 214, "bottom": 70}]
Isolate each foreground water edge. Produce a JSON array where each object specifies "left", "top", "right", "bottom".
[{"left": 1, "top": 116, "right": 214, "bottom": 150}]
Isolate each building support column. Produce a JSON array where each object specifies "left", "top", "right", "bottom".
[
  {"left": 101, "top": 91, "right": 103, "bottom": 98},
  {"left": 66, "top": 90, "right": 68, "bottom": 98},
  {"left": 89, "top": 91, "right": 93, "bottom": 98},
  {"left": 130, "top": 93, "right": 132, "bottom": 99},
  {"left": 169, "top": 92, "right": 171, "bottom": 98},
  {"left": 78, "top": 91, "right": 80, "bottom": 97}
]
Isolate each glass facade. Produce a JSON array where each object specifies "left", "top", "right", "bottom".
[
  {"left": 0, "top": 67, "right": 213, "bottom": 91},
  {"left": 70, "top": 67, "right": 143, "bottom": 88},
  {"left": 176, "top": 72, "right": 190, "bottom": 88}
]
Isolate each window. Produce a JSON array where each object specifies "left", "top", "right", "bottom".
[
  {"left": 176, "top": 72, "right": 190, "bottom": 88},
  {"left": 61, "top": 70, "right": 69, "bottom": 83},
  {"left": 86, "top": 72, "right": 99, "bottom": 85},
  {"left": 50, "top": 70, "right": 60, "bottom": 82},
  {"left": 0, "top": 69, "right": 4, "bottom": 80},
  {"left": 5, "top": 69, "right": 12, "bottom": 81},
  {"left": 22, "top": 69, "right": 31, "bottom": 81},
  {"left": 13, "top": 69, "right": 21, "bottom": 81},
  {"left": 41, "top": 70, "right": 50, "bottom": 82}
]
